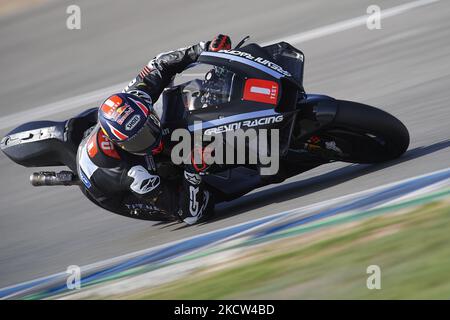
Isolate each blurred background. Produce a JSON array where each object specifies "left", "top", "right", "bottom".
[{"left": 0, "top": 0, "right": 449, "bottom": 298}]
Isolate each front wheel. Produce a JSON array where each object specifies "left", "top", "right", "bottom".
[{"left": 317, "top": 100, "right": 410, "bottom": 163}]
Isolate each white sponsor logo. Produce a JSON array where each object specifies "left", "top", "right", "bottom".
[
  {"left": 325, "top": 141, "right": 343, "bottom": 154},
  {"left": 149, "top": 113, "right": 161, "bottom": 126},
  {"left": 123, "top": 78, "right": 137, "bottom": 93},
  {"left": 125, "top": 115, "right": 141, "bottom": 131},
  {"left": 184, "top": 171, "right": 201, "bottom": 185},
  {"left": 184, "top": 190, "right": 210, "bottom": 225},
  {"left": 127, "top": 89, "right": 152, "bottom": 105},
  {"left": 125, "top": 203, "right": 165, "bottom": 215},
  {"left": 189, "top": 186, "right": 200, "bottom": 216},
  {"left": 218, "top": 50, "right": 292, "bottom": 77},
  {"left": 128, "top": 165, "right": 160, "bottom": 195},
  {"left": 250, "top": 86, "right": 270, "bottom": 95},
  {"left": 100, "top": 140, "right": 114, "bottom": 151}
]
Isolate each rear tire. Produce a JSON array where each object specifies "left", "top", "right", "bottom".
[{"left": 324, "top": 100, "right": 410, "bottom": 163}]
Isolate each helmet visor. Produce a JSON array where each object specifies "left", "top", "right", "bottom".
[{"left": 116, "top": 117, "right": 161, "bottom": 154}]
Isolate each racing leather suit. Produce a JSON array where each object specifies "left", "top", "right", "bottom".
[{"left": 77, "top": 42, "right": 212, "bottom": 224}]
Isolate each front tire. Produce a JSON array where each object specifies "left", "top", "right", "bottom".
[{"left": 322, "top": 100, "right": 410, "bottom": 163}]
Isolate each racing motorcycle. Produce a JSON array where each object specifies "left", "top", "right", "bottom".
[{"left": 0, "top": 38, "right": 410, "bottom": 219}]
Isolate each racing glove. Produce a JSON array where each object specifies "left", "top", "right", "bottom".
[{"left": 208, "top": 34, "right": 232, "bottom": 52}]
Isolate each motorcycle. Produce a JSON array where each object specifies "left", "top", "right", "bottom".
[{"left": 0, "top": 38, "right": 410, "bottom": 220}]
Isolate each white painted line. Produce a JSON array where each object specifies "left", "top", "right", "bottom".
[
  {"left": 263, "top": 0, "right": 440, "bottom": 45},
  {"left": 0, "top": 82, "right": 126, "bottom": 131},
  {"left": 377, "top": 179, "right": 450, "bottom": 208},
  {"left": 0, "top": 0, "right": 440, "bottom": 132}
]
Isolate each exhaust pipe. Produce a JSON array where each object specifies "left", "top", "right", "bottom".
[{"left": 30, "top": 171, "right": 80, "bottom": 187}]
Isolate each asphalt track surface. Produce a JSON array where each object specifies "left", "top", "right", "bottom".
[{"left": 0, "top": 0, "right": 449, "bottom": 288}]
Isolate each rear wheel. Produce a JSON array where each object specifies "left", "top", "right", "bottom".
[{"left": 317, "top": 101, "right": 409, "bottom": 163}]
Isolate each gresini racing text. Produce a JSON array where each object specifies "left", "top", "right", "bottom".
[{"left": 204, "top": 114, "right": 284, "bottom": 135}]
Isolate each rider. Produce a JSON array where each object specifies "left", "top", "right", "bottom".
[{"left": 77, "top": 35, "right": 232, "bottom": 224}]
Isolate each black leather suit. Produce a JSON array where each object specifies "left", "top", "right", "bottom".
[{"left": 77, "top": 42, "right": 212, "bottom": 224}]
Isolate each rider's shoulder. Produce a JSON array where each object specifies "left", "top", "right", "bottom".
[{"left": 85, "top": 126, "right": 123, "bottom": 168}]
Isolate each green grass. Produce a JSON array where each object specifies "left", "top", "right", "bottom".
[{"left": 125, "top": 200, "right": 450, "bottom": 299}]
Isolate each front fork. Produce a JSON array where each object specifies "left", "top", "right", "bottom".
[{"left": 283, "top": 94, "right": 341, "bottom": 162}]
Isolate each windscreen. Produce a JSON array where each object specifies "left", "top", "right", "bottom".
[{"left": 172, "top": 63, "right": 238, "bottom": 111}]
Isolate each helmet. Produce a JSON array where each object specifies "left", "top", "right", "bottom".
[{"left": 98, "top": 93, "right": 162, "bottom": 156}]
